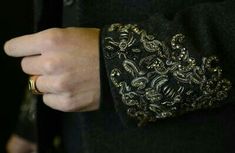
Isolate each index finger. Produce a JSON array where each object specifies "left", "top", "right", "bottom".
[{"left": 4, "top": 33, "right": 43, "bottom": 57}]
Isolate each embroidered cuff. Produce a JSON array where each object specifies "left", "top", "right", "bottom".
[{"left": 103, "top": 24, "right": 232, "bottom": 126}]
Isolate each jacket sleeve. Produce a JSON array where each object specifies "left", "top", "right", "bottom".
[
  {"left": 100, "top": 0, "right": 234, "bottom": 126},
  {"left": 14, "top": 88, "right": 37, "bottom": 142}
]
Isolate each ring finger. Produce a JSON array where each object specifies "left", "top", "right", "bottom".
[{"left": 36, "top": 75, "right": 65, "bottom": 94}]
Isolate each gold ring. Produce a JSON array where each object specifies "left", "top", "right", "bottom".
[{"left": 28, "top": 76, "right": 42, "bottom": 95}]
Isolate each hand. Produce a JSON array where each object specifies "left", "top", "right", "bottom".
[
  {"left": 6, "top": 134, "right": 37, "bottom": 153},
  {"left": 4, "top": 28, "right": 101, "bottom": 112}
]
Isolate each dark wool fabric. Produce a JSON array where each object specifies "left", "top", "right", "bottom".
[{"left": 16, "top": 0, "right": 235, "bottom": 153}]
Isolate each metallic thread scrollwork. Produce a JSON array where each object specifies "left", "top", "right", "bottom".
[{"left": 105, "top": 24, "right": 232, "bottom": 126}]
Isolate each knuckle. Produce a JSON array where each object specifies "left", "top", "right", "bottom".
[
  {"left": 55, "top": 77, "right": 69, "bottom": 92},
  {"left": 43, "top": 28, "right": 64, "bottom": 47},
  {"left": 43, "top": 59, "right": 56, "bottom": 74}
]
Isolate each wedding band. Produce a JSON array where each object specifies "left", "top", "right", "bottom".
[{"left": 29, "top": 76, "right": 42, "bottom": 95}]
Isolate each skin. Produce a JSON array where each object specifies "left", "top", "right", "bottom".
[
  {"left": 5, "top": 28, "right": 100, "bottom": 152},
  {"left": 4, "top": 27, "right": 101, "bottom": 112},
  {"left": 6, "top": 134, "right": 37, "bottom": 153}
]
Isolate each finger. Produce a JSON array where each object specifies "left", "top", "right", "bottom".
[
  {"left": 21, "top": 55, "right": 44, "bottom": 75},
  {"left": 43, "top": 93, "right": 86, "bottom": 112},
  {"left": 4, "top": 33, "right": 43, "bottom": 57},
  {"left": 43, "top": 93, "right": 70, "bottom": 112},
  {"left": 43, "top": 92, "right": 98, "bottom": 112},
  {"left": 36, "top": 75, "right": 66, "bottom": 93}
]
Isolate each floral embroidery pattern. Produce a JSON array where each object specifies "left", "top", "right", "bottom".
[{"left": 104, "top": 24, "right": 232, "bottom": 126}]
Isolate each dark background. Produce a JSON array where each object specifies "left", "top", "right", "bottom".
[{"left": 0, "top": 1, "right": 33, "bottom": 152}]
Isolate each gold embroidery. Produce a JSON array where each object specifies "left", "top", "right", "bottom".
[{"left": 104, "top": 24, "right": 232, "bottom": 126}]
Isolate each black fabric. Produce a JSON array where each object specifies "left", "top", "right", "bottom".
[
  {"left": 15, "top": 119, "right": 37, "bottom": 143},
  {"left": 34, "top": 0, "right": 64, "bottom": 153},
  {"left": 14, "top": 91, "right": 38, "bottom": 143},
  {"left": 24, "top": 0, "right": 235, "bottom": 153},
  {"left": 61, "top": 0, "right": 235, "bottom": 153},
  {"left": 102, "top": 0, "right": 235, "bottom": 126},
  {"left": 36, "top": 0, "right": 63, "bottom": 31}
]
